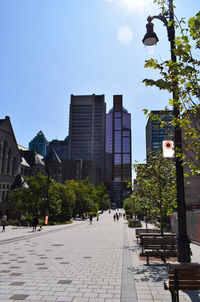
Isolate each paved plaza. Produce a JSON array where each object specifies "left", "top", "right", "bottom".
[{"left": 0, "top": 211, "right": 199, "bottom": 302}]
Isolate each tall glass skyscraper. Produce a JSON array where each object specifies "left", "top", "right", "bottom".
[{"left": 105, "top": 95, "right": 132, "bottom": 208}]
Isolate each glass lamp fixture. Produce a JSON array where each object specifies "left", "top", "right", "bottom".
[{"left": 142, "top": 21, "right": 159, "bottom": 46}]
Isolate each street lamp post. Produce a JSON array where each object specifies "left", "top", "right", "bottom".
[{"left": 142, "top": 0, "right": 190, "bottom": 262}]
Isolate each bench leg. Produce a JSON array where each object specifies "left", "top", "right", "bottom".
[
  {"left": 161, "top": 256, "right": 166, "bottom": 264},
  {"left": 170, "top": 290, "right": 179, "bottom": 302}
]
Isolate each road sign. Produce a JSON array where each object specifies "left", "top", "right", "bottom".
[{"left": 162, "top": 140, "right": 174, "bottom": 158}]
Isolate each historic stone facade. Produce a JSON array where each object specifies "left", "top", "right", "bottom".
[{"left": 0, "top": 116, "right": 21, "bottom": 210}]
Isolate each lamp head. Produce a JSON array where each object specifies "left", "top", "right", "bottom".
[{"left": 142, "top": 21, "right": 159, "bottom": 46}]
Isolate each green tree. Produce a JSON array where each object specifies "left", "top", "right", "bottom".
[
  {"left": 24, "top": 173, "right": 47, "bottom": 216},
  {"left": 134, "top": 152, "right": 177, "bottom": 233},
  {"left": 47, "top": 182, "right": 75, "bottom": 222},
  {"left": 66, "top": 179, "right": 94, "bottom": 217},
  {"left": 94, "top": 183, "right": 110, "bottom": 211},
  {"left": 123, "top": 194, "right": 140, "bottom": 219},
  {"left": 8, "top": 187, "right": 28, "bottom": 219}
]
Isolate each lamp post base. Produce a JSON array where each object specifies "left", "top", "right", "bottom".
[{"left": 177, "top": 236, "right": 191, "bottom": 263}]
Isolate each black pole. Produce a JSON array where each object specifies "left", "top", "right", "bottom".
[
  {"left": 168, "top": 0, "right": 190, "bottom": 262},
  {"left": 142, "top": 0, "right": 191, "bottom": 262}
]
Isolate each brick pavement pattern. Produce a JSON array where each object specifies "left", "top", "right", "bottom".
[{"left": 0, "top": 211, "right": 199, "bottom": 302}]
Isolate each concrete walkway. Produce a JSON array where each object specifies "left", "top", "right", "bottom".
[{"left": 0, "top": 211, "right": 199, "bottom": 302}]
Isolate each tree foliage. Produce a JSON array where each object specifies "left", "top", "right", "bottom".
[
  {"left": 143, "top": 2, "right": 200, "bottom": 174},
  {"left": 8, "top": 174, "right": 110, "bottom": 223},
  {"left": 133, "top": 152, "right": 177, "bottom": 232}
]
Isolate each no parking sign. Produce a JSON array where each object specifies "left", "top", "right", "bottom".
[{"left": 162, "top": 140, "right": 175, "bottom": 158}]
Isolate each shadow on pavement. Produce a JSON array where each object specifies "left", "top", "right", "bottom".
[
  {"left": 128, "top": 264, "right": 168, "bottom": 282},
  {"left": 182, "top": 290, "right": 200, "bottom": 302}
]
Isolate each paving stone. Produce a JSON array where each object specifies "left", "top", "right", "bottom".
[
  {"left": 10, "top": 282, "right": 25, "bottom": 286},
  {"left": 9, "top": 294, "right": 29, "bottom": 300},
  {"left": 58, "top": 280, "right": 72, "bottom": 284},
  {"left": 60, "top": 262, "right": 70, "bottom": 264}
]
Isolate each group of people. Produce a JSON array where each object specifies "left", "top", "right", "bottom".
[
  {"left": 1, "top": 213, "right": 42, "bottom": 232},
  {"left": 32, "top": 215, "right": 43, "bottom": 232},
  {"left": 113, "top": 212, "right": 125, "bottom": 222},
  {"left": 89, "top": 213, "right": 99, "bottom": 224}
]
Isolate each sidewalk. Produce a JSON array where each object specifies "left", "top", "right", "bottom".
[
  {"left": 0, "top": 212, "right": 124, "bottom": 302},
  {"left": 0, "top": 213, "right": 199, "bottom": 302},
  {"left": 126, "top": 221, "right": 200, "bottom": 302},
  {"left": 0, "top": 220, "right": 85, "bottom": 243}
]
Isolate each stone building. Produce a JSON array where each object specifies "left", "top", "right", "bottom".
[
  {"left": 0, "top": 116, "right": 21, "bottom": 210},
  {"left": 62, "top": 159, "right": 101, "bottom": 186},
  {"left": 45, "top": 145, "right": 62, "bottom": 183},
  {"left": 19, "top": 145, "right": 45, "bottom": 177}
]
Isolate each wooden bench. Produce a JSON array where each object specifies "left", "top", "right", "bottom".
[
  {"left": 139, "top": 233, "right": 176, "bottom": 245},
  {"left": 164, "top": 263, "right": 200, "bottom": 302},
  {"left": 135, "top": 228, "right": 159, "bottom": 243},
  {"left": 140, "top": 237, "right": 177, "bottom": 264}
]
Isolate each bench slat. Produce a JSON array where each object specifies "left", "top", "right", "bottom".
[
  {"left": 169, "top": 280, "right": 200, "bottom": 286},
  {"left": 169, "top": 263, "right": 200, "bottom": 270},
  {"left": 169, "top": 275, "right": 200, "bottom": 281}
]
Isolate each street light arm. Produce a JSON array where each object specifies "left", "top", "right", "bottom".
[
  {"left": 147, "top": 14, "right": 168, "bottom": 28},
  {"left": 146, "top": 14, "right": 174, "bottom": 43}
]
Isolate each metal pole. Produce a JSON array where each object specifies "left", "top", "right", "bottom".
[{"left": 168, "top": 0, "right": 190, "bottom": 262}]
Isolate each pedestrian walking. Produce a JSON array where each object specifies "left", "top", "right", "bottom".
[
  {"left": 32, "top": 215, "right": 39, "bottom": 232},
  {"left": 1, "top": 213, "right": 7, "bottom": 232},
  {"left": 96, "top": 213, "right": 99, "bottom": 221},
  {"left": 89, "top": 214, "right": 93, "bottom": 225},
  {"left": 113, "top": 214, "right": 116, "bottom": 222},
  {"left": 116, "top": 213, "right": 119, "bottom": 222}
]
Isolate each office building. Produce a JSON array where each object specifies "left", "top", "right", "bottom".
[
  {"left": 29, "top": 130, "right": 48, "bottom": 156},
  {"left": 68, "top": 94, "right": 106, "bottom": 181},
  {"left": 47, "top": 138, "right": 69, "bottom": 161},
  {"left": 105, "top": 95, "right": 132, "bottom": 208},
  {"left": 62, "top": 159, "right": 101, "bottom": 186},
  {"left": 146, "top": 110, "right": 173, "bottom": 156}
]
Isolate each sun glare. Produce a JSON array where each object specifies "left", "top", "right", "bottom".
[
  {"left": 120, "top": 0, "right": 144, "bottom": 9},
  {"left": 105, "top": 0, "right": 147, "bottom": 9}
]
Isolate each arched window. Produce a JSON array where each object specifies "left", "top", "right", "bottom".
[
  {"left": 12, "top": 157, "right": 17, "bottom": 175},
  {"left": 1, "top": 141, "right": 8, "bottom": 173},
  {"left": 7, "top": 148, "right": 12, "bottom": 174}
]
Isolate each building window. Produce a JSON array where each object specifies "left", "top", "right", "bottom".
[{"left": 1, "top": 141, "right": 8, "bottom": 173}]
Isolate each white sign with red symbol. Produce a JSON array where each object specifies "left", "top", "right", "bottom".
[{"left": 162, "top": 140, "right": 175, "bottom": 158}]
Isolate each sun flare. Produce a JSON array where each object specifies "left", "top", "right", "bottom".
[{"left": 120, "top": 0, "right": 144, "bottom": 9}]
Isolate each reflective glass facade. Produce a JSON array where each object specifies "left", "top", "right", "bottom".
[
  {"left": 29, "top": 131, "right": 48, "bottom": 156},
  {"left": 105, "top": 95, "right": 132, "bottom": 207},
  {"left": 146, "top": 111, "right": 173, "bottom": 157}
]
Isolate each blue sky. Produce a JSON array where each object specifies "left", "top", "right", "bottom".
[{"left": 0, "top": 0, "right": 199, "bottom": 174}]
